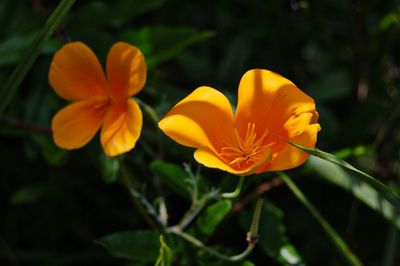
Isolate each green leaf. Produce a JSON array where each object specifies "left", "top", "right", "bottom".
[
  {"left": 308, "top": 155, "right": 400, "bottom": 229},
  {"left": 197, "top": 200, "right": 232, "bottom": 235},
  {"left": 260, "top": 203, "right": 304, "bottom": 265},
  {"left": 10, "top": 184, "right": 47, "bottom": 205},
  {"left": 150, "top": 160, "right": 190, "bottom": 198},
  {"left": 279, "top": 245, "right": 305, "bottom": 266},
  {"left": 0, "top": 32, "right": 36, "bottom": 66},
  {"left": 119, "top": 26, "right": 215, "bottom": 69},
  {"left": 275, "top": 134, "right": 400, "bottom": 210},
  {"left": 279, "top": 172, "right": 362, "bottom": 266},
  {"left": 31, "top": 134, "right": 68, "bottom": 167},
  {"left": 155, "top": 235, "right": 173, "bottom": 266},
  {"left": 99, "top": 154, "right": 119, "bottom": 184},
  {"left": 0, "top": 33, "right": 62, "bottom": 66},
  {"left": 0, "top": 0, "right": 76, "bottom": 115},
  {"left": 98, "top": 230, "right": 159, "bottom": 262},
  {"left": 380, "top": 11, "right": 400, "bottom": 30}
]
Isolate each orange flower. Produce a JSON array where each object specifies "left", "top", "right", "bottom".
[
  {"left": 159, "top": 69, "right": 320, "bottom": 176},
  {"left": 49, "top": 42, "right": 146, "bottom": 156}
]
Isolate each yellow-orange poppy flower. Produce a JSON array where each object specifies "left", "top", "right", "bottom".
[
  {"left": 159, "top": 69, "right": 320, "bottom": 176},
  {"left": 49, "top": 42, "right": 146, "bottom": 156}
]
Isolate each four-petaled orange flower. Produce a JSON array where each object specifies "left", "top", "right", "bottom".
[
  {"left": 49, "top": 42, "right": 146, "bottom": 156},
  {"left": 159, "top": 69, "right": 321, "bottom": 176}
]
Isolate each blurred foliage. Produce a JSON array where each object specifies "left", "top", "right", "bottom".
[{"left": 1, "top": 0, "right": 400, "bottom": 265}]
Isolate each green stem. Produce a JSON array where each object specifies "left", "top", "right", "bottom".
[
  {"left": 279, "top": 172, "right": 363, "bottom": 266},
  {"left": 169, "top": 196, "right": 264, "bottom": 261},
  {"left": 248, "top": 196, "right": 263, "bottom": 243},
  {"left": 0, "top": 0, "right": 76, "bottom": 115},
  {"left": 118, "top": 156, "right": 260, "bottom": 262},
  {"left": 178, "top": 190, "right": 217, "bottom": 230},
  {"left": 178, "top": 203, "right": 204, "bottom": 230},
  {"left": 118, "top": 158, "right": 159, "bottom": 229},
  {"left": 382, "top": 224, "right": 398, "bottom": 266},
  {"left": 221, "top": 176, "right": 245, "bottom": 199},
  {"left": 167, "top": 226, "right": 254, "bottom": 261}
]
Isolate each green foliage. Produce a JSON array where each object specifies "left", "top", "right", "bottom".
[
  {"left": 66, "top": 0, "right": 165, "bottom": 32},
  {"left": 0, "top": 0, "right": 75, "bottom": 114},
  {"left": 119, "top": 26, "right": 215, "bottom": 70},
  {"left": 1, "top": 0, "right": 400, "bottom": 265},
  {"left": 150, "top": 160, "right": 191, "bottom": 198},
  {"left": 197, "top": 199, "right": 232, "bottom": 235},
  {"left": 276, "top": 134, "right": 400, "bottom": 210},
  {"left": 10, "top": 184, "right": 48, "bottom": 205},
  {"left": 241, "top": 201, "right": 305, "bottom": 266},
  {"left": 98, "top": 230, "right": 160, "bottom": 262},
  {"left": 99, "top": 154, "right": 120, "bottom": 184},
  {"left": 280, "top": 172, "right": 363, "bottom": 266},
  {"left": 308, "top": 155, "right": 400, "bottom": 229},
  {"left": 31, "top": 134, "right": 69, "bottom": 167}
]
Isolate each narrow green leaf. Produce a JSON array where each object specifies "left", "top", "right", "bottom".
[
  {"left": 308, "top": 156, "right": 400, "bottom": 229},
  {"left": 98, "top": 230, "right": 159, "bottom": 262},
  {"left": 279, "top": 172, "right": 363, "bottom": 266},
  {"left": 155, "top": 235, "right": 173, "bottom": 266},
  {"left": 0, "top": 0, "right": 75, "bottom": 115},
  {"left": 0, "top": 32, "right": 62, "bottom": 66},
  {"left": 68, "top": 0, "right": 165, "bottom": 31},
  {"left": 119, "top": 26, "right": 215, "bottom": 69},
  {"left": 275, "top": 135, "right": 400, "bottom": 210},
  {"left": 197, "top": 200, "right": 232, "bottom": 235},
  {"left": 150, "top": 160, "right": 190, "bottom": 198}
]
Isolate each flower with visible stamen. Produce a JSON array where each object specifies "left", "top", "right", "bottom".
[
  {"left": 158, "top": 69, "right": 320, "bottom": 176},
  {"left": 49, "top": 41, "right": 146, "bottom": 156}
]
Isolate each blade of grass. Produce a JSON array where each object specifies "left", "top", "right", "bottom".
[
  {"left": 382, "top": 224, "right": 398, "bottom": 266},
  {"left": 279, "top": 172, "right": 363, "bottom": 266},
  {"left": 308, "top": 156, "right": 400, "bottom": 230},
  {"left": 0, "top": 0, "right": 76, "bottom": 115},
  {"left": 273, "top": 133, "right": 400, "bottom": 210}
]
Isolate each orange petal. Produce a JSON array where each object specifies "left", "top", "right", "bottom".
[
  {"left": 194, "top": 148, "right": 252, "bottom": 176},
  {"left": 283, "top": 104, "right": 319, "bottom": 138},
  {"left": 158, "top": 86, "right": 235, "bottom": 153},
  {"left": 100, "top": 99, "right": 142, "bottom": 157},
  {"left": 51, "top": 96, "right": 109, "bottom": 149},
  {"left": 49, "top": 42, "right": 108, "bottom": 101},
  {"left": 106, "top": 42, "right": 146, "bottom": 99},
  {"left": 235, "top": 69, "right": 318, "bottom": 140},
  {"left": 256, "top": 124, "right": 321, "bottom": 173}
]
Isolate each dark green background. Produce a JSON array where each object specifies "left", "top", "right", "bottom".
[{"left": 1, "top": 0, "right": 399, "bottom": 265}]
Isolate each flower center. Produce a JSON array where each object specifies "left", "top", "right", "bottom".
[
  {"left": 88, "top": 95, "right": 111, "bottom": 114},
  {"left": 219, "top": 123, "right": 273, "bottom": 169}
]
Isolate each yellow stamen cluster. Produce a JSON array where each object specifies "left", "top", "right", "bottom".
[{"left": 220, "top": 123, "right": 273, "bottom": 168}]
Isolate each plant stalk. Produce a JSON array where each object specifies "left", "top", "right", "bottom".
[
  {"left": 279, "top": 172, "right": 363, "bottom": 266},
  {"left": 222, "top": 176, "right": 245, "bottom": 199}
]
